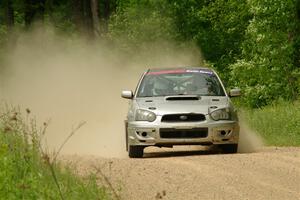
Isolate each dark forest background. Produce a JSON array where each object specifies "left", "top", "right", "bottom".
[{"left": 0, "top": 0, "right": 300, "bottom": 107}]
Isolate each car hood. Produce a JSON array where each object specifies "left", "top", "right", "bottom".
[{"left": 135, "top": 96, "right": 230, "bottom": 115}]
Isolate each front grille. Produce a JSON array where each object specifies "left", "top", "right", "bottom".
[
  {"left": 160, "top": 128, "right": 208, "bottom": 139},
  {"left": 161, "top": 114, "right": 205, "bottom": 122}
]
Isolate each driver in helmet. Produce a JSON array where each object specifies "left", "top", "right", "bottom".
[{"left": 153, "top": 80, "right": 172, "bottom": 96}]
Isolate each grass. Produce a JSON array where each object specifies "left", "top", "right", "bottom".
[
  {"left": 242, "top": 100, "right": 300, "bottom": 146},
  {"left": 0, "top": 107, "right": 112, "bottom": 200}
]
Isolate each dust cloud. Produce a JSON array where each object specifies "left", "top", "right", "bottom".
[
  {"left": 0, "top": 27, "right": 263, "bottom": 157},
  {"left": 238, "top": 118, "right": 264, "bottom": 153},
  {"left": 0, "top": 27, "right": 202, "bottom": 157}
]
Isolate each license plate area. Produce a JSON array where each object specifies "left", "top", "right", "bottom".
[{"left": 160, "top": 128, "right": 208, "bottom": 139}]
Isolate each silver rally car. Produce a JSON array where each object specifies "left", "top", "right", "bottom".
[{"left": 122, "top": 67, "right": 241, "bottom": 158}]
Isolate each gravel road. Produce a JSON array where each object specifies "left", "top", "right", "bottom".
[{"left": 62, "top": 147, "right": 300, "bottom": 200}]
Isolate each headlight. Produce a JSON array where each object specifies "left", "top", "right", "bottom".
[
  {"left": 210, "top": 108, "right": 231, "bottom": 121},
  {"left": 135, "top": 109, "right": 156, "bottom": 122}
]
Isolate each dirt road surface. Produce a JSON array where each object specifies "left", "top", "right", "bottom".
[{"left": 62, "top": 147, "right": 300, "bottom": 200}]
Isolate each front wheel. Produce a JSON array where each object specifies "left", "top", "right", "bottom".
[
  {"left": 128, "top": 146, "right": 144, "bottom": 158},
  {"left": 219, "top": 144, "right": 238, "bottom": 154}
]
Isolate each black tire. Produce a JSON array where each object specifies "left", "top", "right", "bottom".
[
  {"left": 128, "top": 146, "right": 144, "bottom": 158},
  {"left": 219, "top": 144, "right": 238, "bottom": 154},
  {"left": 125, "top": 121, "right": 128, "bottom": 152}
]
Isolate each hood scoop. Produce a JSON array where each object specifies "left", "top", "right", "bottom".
[{"left": 165, "top": 95, "right": 200, "bottom": 101}]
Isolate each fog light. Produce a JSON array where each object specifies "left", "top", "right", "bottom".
[
  {"left": 141, "top": 132, "right": 147, "bottom": 137},
  {"left": 220, "top": 130, "right": 226, "bottom": 136},
  {"left": 218, "top": 129, "right": 233, "bottom": 137}
]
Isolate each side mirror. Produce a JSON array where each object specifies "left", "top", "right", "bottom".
[
  {"left": 121, "top": 90, "right": 134, "bottom": 99},
  {"left": 229, "top": 88, "right": 241, "bottom": 97}
]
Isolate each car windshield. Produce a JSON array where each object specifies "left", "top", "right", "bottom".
[{"left": 137, "top": 69, "right": 226, "bottom": 97}]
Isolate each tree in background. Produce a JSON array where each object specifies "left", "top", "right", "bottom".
[
  {"left": 0, "top": 0, "right": 299, "bottom": 106},
  {"left": 71, "top": 0, "right": 116, "bottom": 37},
  {"left": 72, "top": 0, "right": 93, "bottom": 37},
  {"left": 100, "top": 0, "right": 116, "bottom": 34},
  {"left": 24, "top": 0, "right": 45, "bottom": 27},
  {"left": 3, "top": 0, "right": 14, "bottom": 30},
  {"left": 169, "top": 0, "right": 251, "bottom": 78},
  {"left": 0, "top": 0, "right": 117, "bottom": 38},
  {"left": 230, "top": 0, "right": 300, "bottom": 107},
  {"left": 0, "top": 0, "right": 15, "bottom": 49},
  {"left": 108, "top": 0, "right": 175, "bottom": 51}
]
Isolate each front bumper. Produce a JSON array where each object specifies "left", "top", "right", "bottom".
[{"left": 127, "top": 118, "right": 239, "bottom": 147}]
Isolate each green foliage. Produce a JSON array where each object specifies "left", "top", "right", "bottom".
[
  {"left": 169, "top": 0, "right": 251, "bottom": 76},
  {"left": 44, "top": 1, "right": 76, "bottom": 34},
  {"left": 0, "top": 108, "right": 111, "bottom": 200},
  {"left": 108, "top": 0, "right": 176, "bottom": 52},
  {"left": 230, "top": 0, "right": 300, "bottom": 107},
  {"left": 242, "top": 100, "right": 300, "bottom": 146},
  {"left": 0, "top": 0, "right": 299, "bottom": 106},
  {"left": 0, "top": 25, "right": 7, "bottom": 45},
  {"left": 0, "top": 25, "right": 8, "bottom": 62}
]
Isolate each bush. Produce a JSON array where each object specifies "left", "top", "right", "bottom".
[{"left": 230, "top": 0, "right": 300, "bottom": 108}]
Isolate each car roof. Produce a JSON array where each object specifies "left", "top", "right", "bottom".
[{"left": 147, "top": 66, "right": 214, "bottom": 73}]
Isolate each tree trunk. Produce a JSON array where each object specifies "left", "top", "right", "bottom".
[
  {"left": 83, "top": 0, "right": 94, "bottom": 38},
  {"left": 91, "top": 0, "right": 100, "bottom": 36},
  {"left": 73, "top": 0, "right": 94, "bottom": 38},
  {"left": 24, "top": 0, "right": 46, "bottom": 27},
  {"left": 103, "top": 0, "right": 110, "bottom": 33},
  {"left": 73, "top": 0, "right": 84, "bottom": 33},
  {"left": 4, "top": 0, "right": 14, "bottom": 30},
  {"left": 36, "top": 0, "right": 46, "bottom": 22},
  {"left": 24, "top": 0, "right": 34, "bottom": 27}
]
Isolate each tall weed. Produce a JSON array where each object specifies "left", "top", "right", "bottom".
[{"left": 0, "top": 106, "right": 111, "bottom": 200}]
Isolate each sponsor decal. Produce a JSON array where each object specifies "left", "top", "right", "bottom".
[
  {"left": 147, "top": 69, "right": 214, "bottom": 75},
  {"left": 186, "top": 69, "right": 214, "bottom": 75},
  {"left": 147, "top": 69, "right": 186, "bottom": 75}
]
